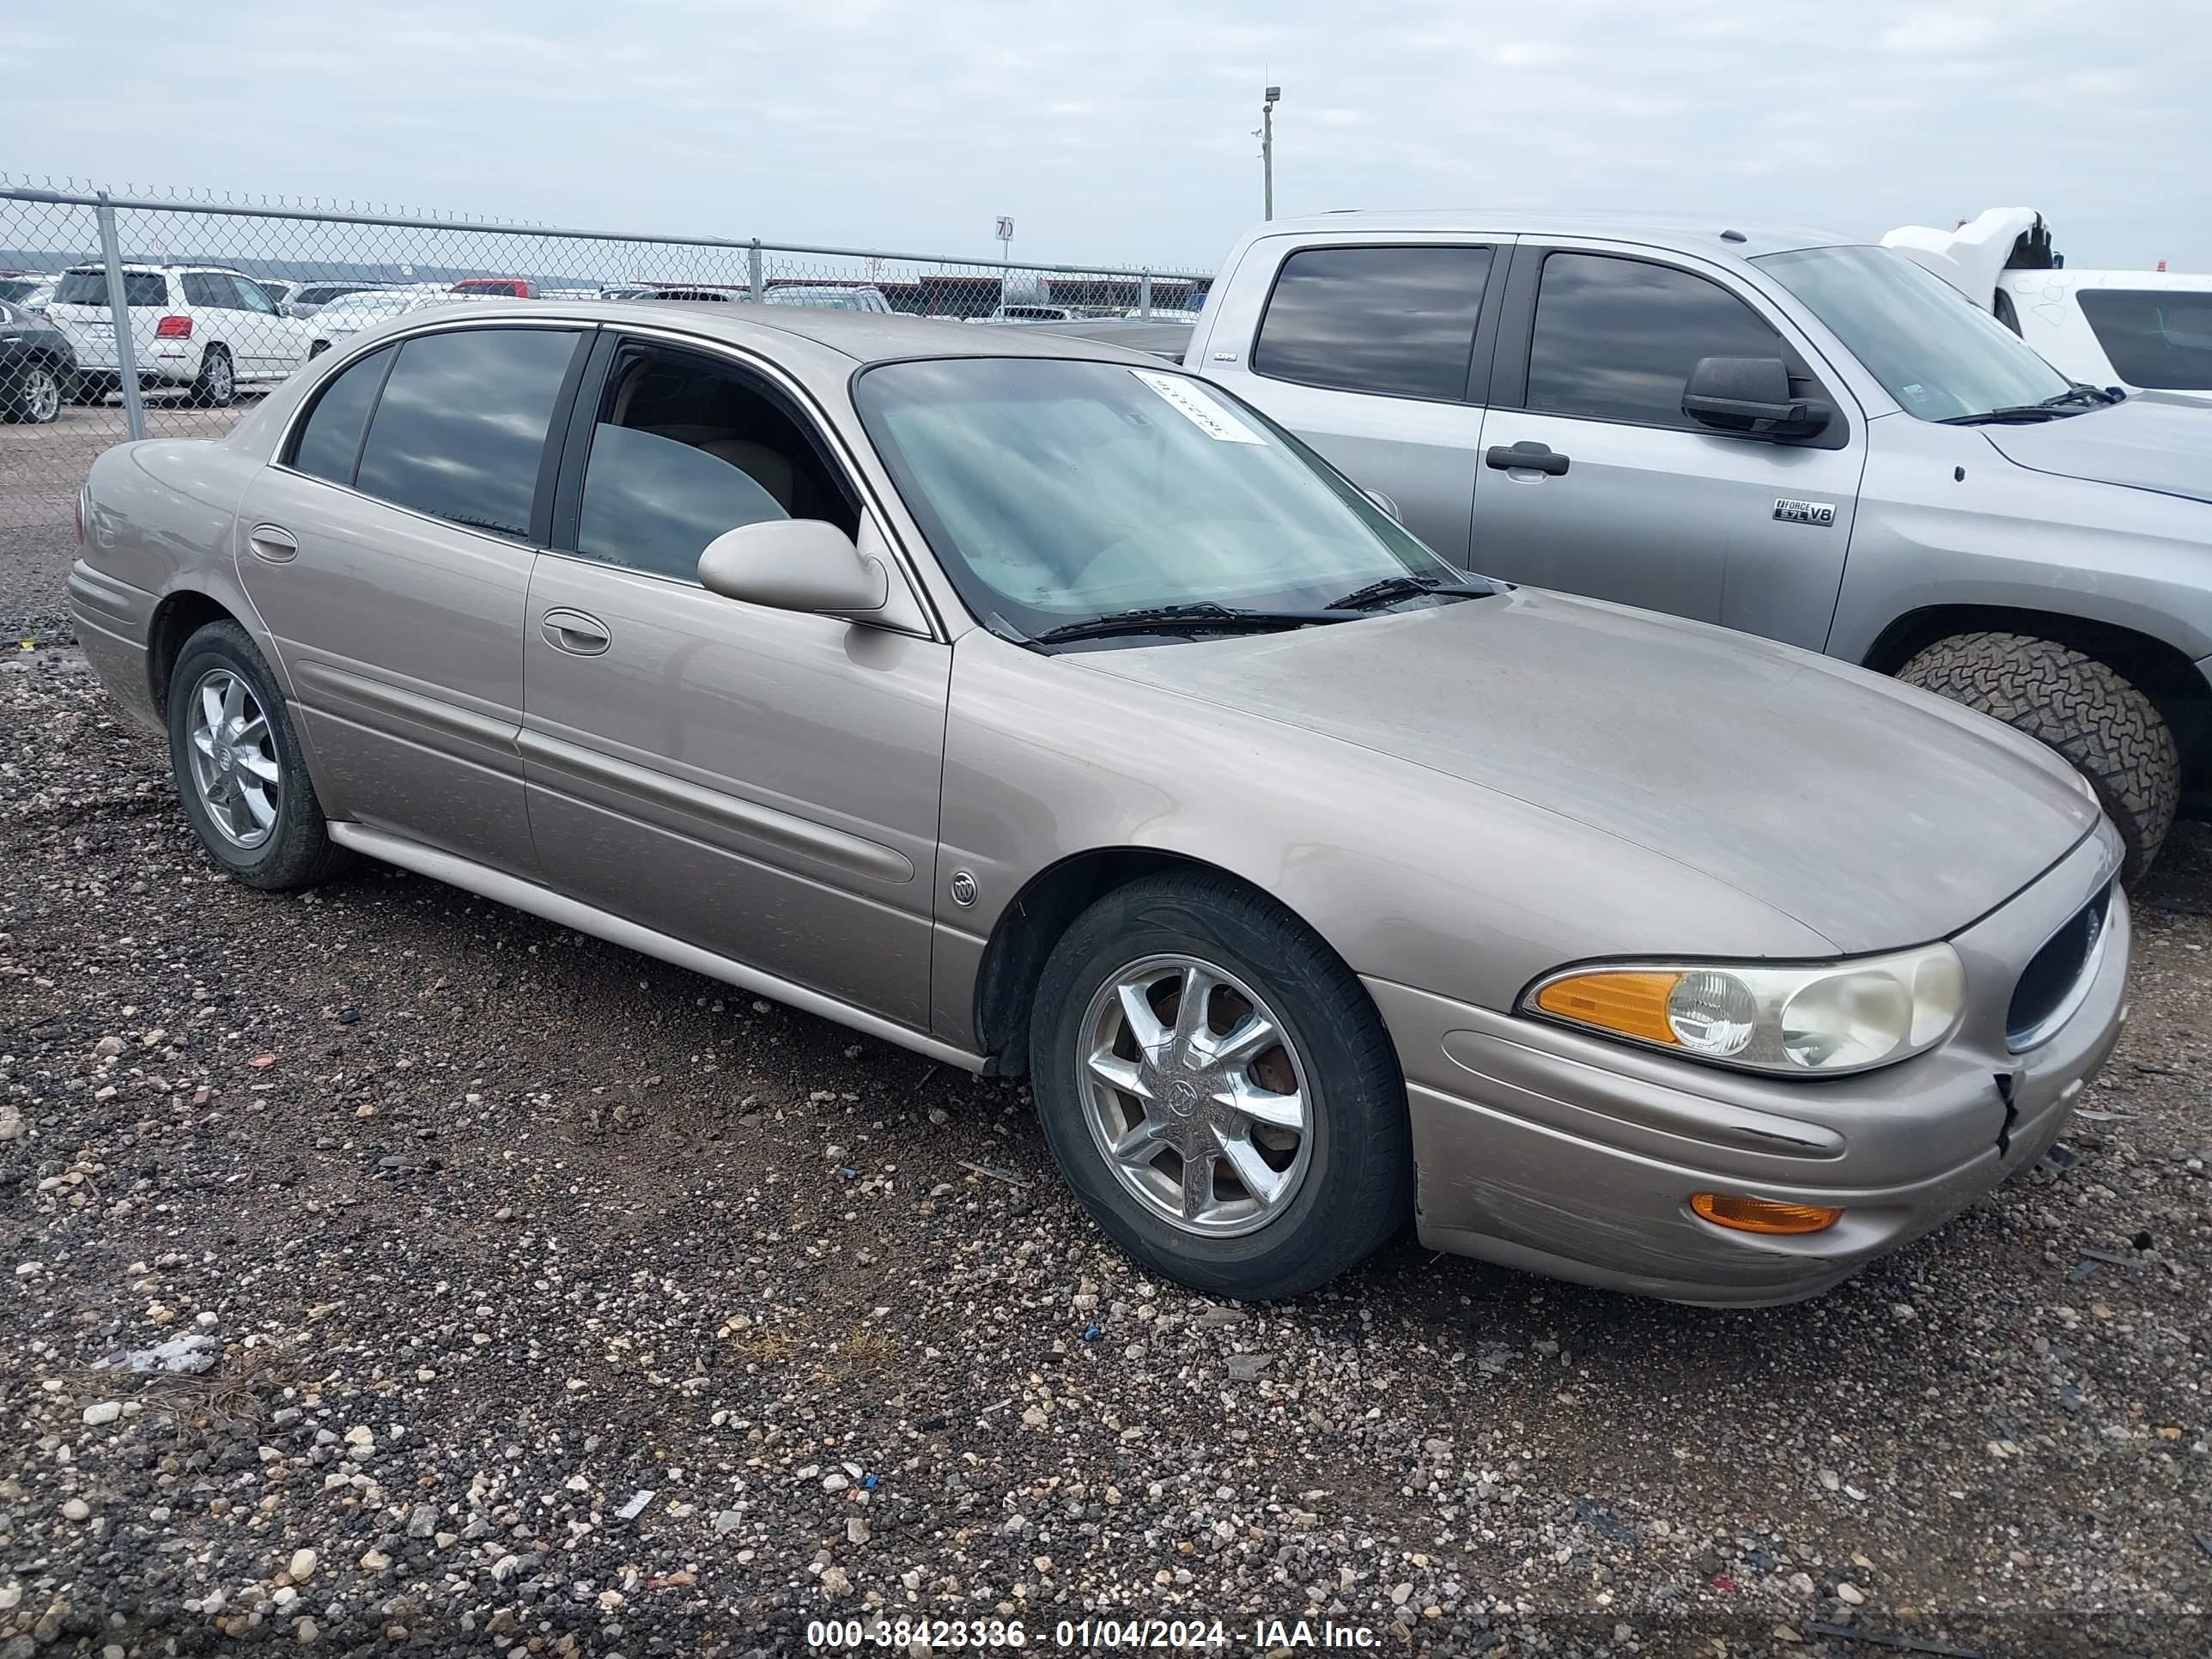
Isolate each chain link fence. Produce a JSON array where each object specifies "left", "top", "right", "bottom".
[{"left": 0, "top": 177, "right": 1212, "bottom": 544}]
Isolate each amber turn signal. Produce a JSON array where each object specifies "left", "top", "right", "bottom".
[
  {"left": 1532, "top": 969, "right": 1682, "bottom": 1046},
  {"left": 1690, "top": 1192, "right": 1844, "bottom": 1235}
]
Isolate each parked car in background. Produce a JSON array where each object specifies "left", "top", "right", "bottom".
[
  {"left": 6, "top": 278, "right": 57, "bottom": 313},
  {"left": 266, "top": 279, "right": 397, "bottom": 320},
  {"left": 0, "top": 295, "right": 76, "bottom": 423},
  {"left": 602, "top": 282, "right": 744, "bottom": 302},
  {"left": 2, "top": 270, "right": 57, "bottom": 305},
  {"left": 44, "top": 263, "right": 315, "bottom": 406},
  {"left": 763, "top": 283, "right": 895, "bottom": 313},
  {"left": 304, "top": 285, "right": 465, "bottom": 356},
  {"left": 1886, "top": 208, "right": 2212, "bottom": 405},
  {"left": 1188, "top": 210, "right": 2212, "bottom": 878},
  {"left": 985, "top": 302, "right": 1121, "bottom": 323},
  {"left": 450, "top": 276, "right": 536, "bottom": 299},
  {"left": 65, "top": 301, "right": 2127, "bottom": 1304}
]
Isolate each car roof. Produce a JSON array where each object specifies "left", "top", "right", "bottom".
[
  {"left": 410, "top": 297, "right": 1167, "bottom": 368},
  {"left": 1255, "top": 209, "right": 1855, "bottom": 260}
]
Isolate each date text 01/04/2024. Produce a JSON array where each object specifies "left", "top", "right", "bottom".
[{"left": 803, "top": 1616, "right": 1381, "bottom": 1648}]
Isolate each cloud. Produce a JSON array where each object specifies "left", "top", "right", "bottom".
[
  {"left": 4, "top": 0, "right": 2207, "bottom": 272},
  {"left": 1879, "top": 11, "right": 2001, "bottom": 53}
]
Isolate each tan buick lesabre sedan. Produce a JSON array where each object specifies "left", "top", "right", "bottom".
[{"left": 66, "top": 301, "right": 2127, "bottom": 1303}]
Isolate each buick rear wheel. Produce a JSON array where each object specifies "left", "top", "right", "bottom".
[{"left": 167, "top": 619, "right": 352, "bottom": 889}]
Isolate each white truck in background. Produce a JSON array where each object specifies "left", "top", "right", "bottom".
[{"left": 1884, "top": 207, "right": 2212, "bottom": 404}]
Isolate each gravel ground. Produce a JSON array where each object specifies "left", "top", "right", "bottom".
[{"left": 3, "top": 636, "right": 2210, "bottom": 1656}]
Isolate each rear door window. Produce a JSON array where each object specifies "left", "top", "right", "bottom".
[
  {"left": 182, "top": 273, "right": 236, "bottom": 310},
  {"left": 1524, "top": 252, "right": 1781, "bottom": 427},
  {"left": 354, "top": 327, "right": 584, "bottom": 539},
  {"left": 289, "top": 346, "right": 395, "bottom": 485},
  {"left": 2075, "top": 289, "right": 2212, "bottom": 391},
  {"left": 1253, "top": 245, "right": 1492, "bottom": 401},
  {"left": 229, "top": 276, "right": 282, "bottom": 315}
]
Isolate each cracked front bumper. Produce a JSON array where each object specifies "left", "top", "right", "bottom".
[{"left": 1368, "top": 828, "right": 2129, "bottom": 1306}]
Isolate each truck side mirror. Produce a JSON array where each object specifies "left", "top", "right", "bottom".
[{"left": 1681, "top": 356, "right": 1832, "bottom": 441}]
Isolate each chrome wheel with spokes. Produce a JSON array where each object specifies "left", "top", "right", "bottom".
[
  {"left": 14, "top": 366, "right": 64, "bottom": 424},
  {"left": 1077, "top": 951, "right": 1312, "bottom": 1237},
  {"left": 184, "top": 666, "right": 281, "bottom": 848}
]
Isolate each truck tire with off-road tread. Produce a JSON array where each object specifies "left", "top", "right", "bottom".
[{"left": 1897, "top": 630, "right": 2179, "bottom": 884}]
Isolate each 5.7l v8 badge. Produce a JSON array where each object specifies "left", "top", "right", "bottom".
[{"left": 1774, "top": 497, "right": 1838, "bottom": 526}]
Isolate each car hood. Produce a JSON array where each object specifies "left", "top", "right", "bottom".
[
  {"left": 1978, "top": 392, "right": 2212, "bottom": 506},
  {"left": 1073, "top": 587, "right": 2098, "bottom": 954}
]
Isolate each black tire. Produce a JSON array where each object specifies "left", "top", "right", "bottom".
[
  {"left": 166, "top": 619, "right": 353, "bottom": 890},
  {"left": 3, "top": 362, "right": 65, "bottom": 424},
  {"left": 1028, "top": 872, "right": 1413, "bottom": 1300},
  {"left": 68, "top": 372, "right": 113, "bottom": 405},
  {"left": 188, "top": 344, "right": 235, "bottom": 408},
  {"left": 1897, "top": 630, "right": 2181, "bottom": 884}
]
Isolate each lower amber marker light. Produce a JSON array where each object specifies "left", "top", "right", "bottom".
[{"left": 1690, "top": 1192, "right": 1844, "bottom": 1235}]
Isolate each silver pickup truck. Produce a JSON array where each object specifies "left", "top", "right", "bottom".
[{"left": 1186, "top": 211, "right": 2212, "bottom": 878}]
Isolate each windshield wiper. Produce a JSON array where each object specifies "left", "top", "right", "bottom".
[
  {"left": 1030, "top": 602, "right": 1342, "bottom": 645},
  {"left": 1324, "top": 573, "right": 1495, "bottom": 612},
  {"left": 1940, "top": 384, "right": 2117, "bottom": 426}
]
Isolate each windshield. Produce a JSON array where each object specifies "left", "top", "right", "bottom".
[
  {"left": 0, "top": 277, "right": 40, "bottom": 303},
  {"left": 1755, "top": 245, "right": 2075, "bottom": 422},
  {"left": 854, "top": 356, "right": 1464, "bottom": 641}
]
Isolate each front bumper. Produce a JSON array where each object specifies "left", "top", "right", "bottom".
[{"left": 1369, "top": 827, "right": 2129, "bottom": 1305}]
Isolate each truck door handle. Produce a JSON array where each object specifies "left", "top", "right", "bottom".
[
  {"left": 1485, "top": 442, "right": 1570, "bottom": 477},
  {"left": 541, "top": 608, "right": 611, "bottom": 655},
  {"left": 246, "top": 523, "right": 299, "bottom": 562}
]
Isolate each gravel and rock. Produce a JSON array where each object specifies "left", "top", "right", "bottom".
[{"left": 3, "top": 641, "right": 2209, "bottom": 1656}]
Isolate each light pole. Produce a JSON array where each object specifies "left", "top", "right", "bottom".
[{"left": 1261, "top": 85, "right": 1280, "bottom": 221}]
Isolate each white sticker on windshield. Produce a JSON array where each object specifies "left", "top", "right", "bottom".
[{"left": 1129, "top": 368, "right": 1268, "bottom": 444}]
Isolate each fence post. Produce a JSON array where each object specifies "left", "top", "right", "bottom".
[
  {"left": 1139, "top": 271, "right": 1153, "bottom": 319},
  {"left": 94, "top": 191, "right": 148, "bottom": 441},
  {"left": 748, "top": 240, "right": 763, "bottom": 302}
]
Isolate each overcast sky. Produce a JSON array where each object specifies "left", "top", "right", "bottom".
[{"left": 9, "top": 0, "right": 2208, "bottom": 273}]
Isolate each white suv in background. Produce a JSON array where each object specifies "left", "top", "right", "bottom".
[
  {"left": 45, "top": 263, "right": 317, "bottom": 406},
  {"left": 1885, "top": 208, "right": 2212, "bottom": 404}
]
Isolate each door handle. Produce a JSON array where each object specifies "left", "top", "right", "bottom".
[
  {"left": 246, "top": 523, "right": 299, "bottom": 562},
  {"left": 1485, "top": 441, "right": 1571, "bottom": 477},
  {"left": 541, "top": 608, "right": 611, "bottom": 655}
]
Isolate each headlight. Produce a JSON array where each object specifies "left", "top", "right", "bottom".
[{"left": 1522, "top": 942, "right": 1965, "bottom": 1076}]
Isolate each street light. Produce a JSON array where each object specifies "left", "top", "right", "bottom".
[{"left": 1261, "top": 85, "right": 1281, "bottom": 221}]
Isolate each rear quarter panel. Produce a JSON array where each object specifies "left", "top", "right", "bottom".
[{"left": 73, "top": 432, "right": 279, "bottom": 727}]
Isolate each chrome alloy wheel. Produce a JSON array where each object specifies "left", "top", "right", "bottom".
[
  {"left": 185, "top": 667, "right": 280, "bottom": 848},
  {"left": 20, "top": 367, "right": 62, "bottom": 423},
  {"left": 1076, "top": 952, "right": 1313, "bottom": 1237}
]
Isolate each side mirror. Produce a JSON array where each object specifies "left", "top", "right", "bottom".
[
  {"left": 697, "top": 520, "right": 890, "bottom": 617},
  {"left": 1681, "top": 356, "right": 1832, "bottom": 441},
  {"left": 1361, "top": 486, "right": 1401, "bottom": 522}
]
